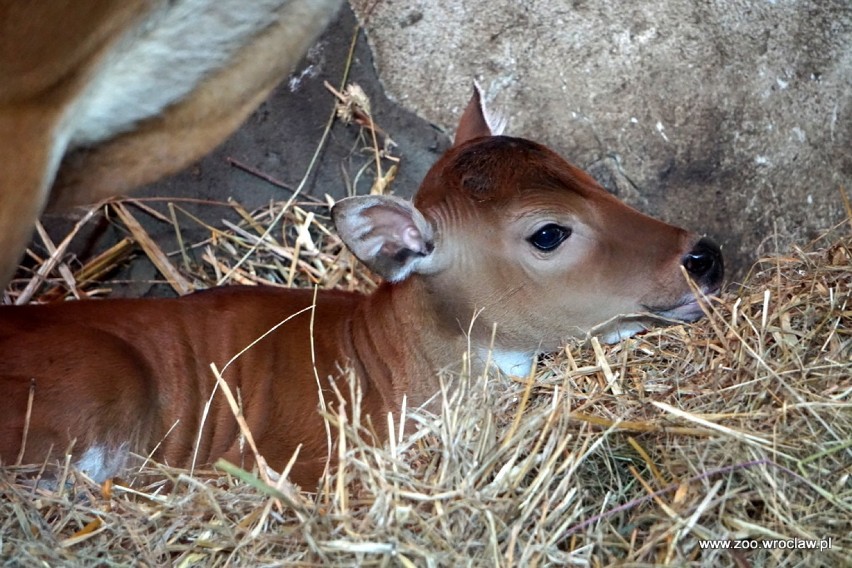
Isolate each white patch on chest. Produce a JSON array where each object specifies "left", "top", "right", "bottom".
[
  {"left": 69, "top": 0, "right": 287, "bottom": 147},
  {"left": 481, "top": 348, "right": 535, "bottom": 377}
]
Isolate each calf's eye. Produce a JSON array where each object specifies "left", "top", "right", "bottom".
[{"left": 528, "top": 224, "right": 571, "bottom": 252}]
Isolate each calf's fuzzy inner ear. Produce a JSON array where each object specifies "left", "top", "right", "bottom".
[{"left": 332, "top": 195, "right": 435, "bottom": 282}]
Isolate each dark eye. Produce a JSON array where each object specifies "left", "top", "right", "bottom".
[{"left": 528, "top": 224, "right": 571, "bottom": 252}]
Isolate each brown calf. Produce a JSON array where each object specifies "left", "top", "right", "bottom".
[{"left": 0, "top": 88, "right": 722, "bottom": 486}]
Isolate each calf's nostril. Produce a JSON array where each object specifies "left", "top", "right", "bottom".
[
  {"left": 682, "top": 237, "right": 724, "bottom": 283},
  {"left": 684, "top": 252, "right": 713, "bottom": 276}
]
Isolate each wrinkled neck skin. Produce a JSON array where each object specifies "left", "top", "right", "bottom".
[{"left": 347, "top": 277, "right": 522, "bottom": 413}]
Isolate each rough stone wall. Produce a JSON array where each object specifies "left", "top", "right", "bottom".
[{"left": 352, "top": 0, "right": 851, "bottom": 279}]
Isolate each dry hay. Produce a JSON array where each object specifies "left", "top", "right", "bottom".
[{"left": 2, "top": 84, "right": 850, "bottom": 566}]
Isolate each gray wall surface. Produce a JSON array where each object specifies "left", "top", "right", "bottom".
[{"left": 353, "top": 0, "right": 852, "bottom": 280}]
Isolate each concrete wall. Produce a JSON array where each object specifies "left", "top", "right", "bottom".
[{"left": 352, "top": 0, "right": 851, "bottom": 279}]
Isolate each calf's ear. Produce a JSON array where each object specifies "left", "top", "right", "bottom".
[
  {"left": 453, "top": 82, "right": 507, "bottom": 146},
  {"left": 332, "top": 195, "right": 435, "bottom": 282}
]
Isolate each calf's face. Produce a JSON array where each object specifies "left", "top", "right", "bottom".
[{"left": 333, "top": 88, "right": 723, "bottom": 368}]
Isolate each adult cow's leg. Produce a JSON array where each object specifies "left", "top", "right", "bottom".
[{"left": 0, "top": 109, "right": 67, "bottom": 290}]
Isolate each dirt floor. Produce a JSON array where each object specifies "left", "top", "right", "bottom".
[{"left": 35, "top": 5, "right": 449, "bottom": 298}]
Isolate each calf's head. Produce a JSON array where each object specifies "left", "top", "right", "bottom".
[{"left": 333, "top": 88, "right": 722, "bottom": 372}]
